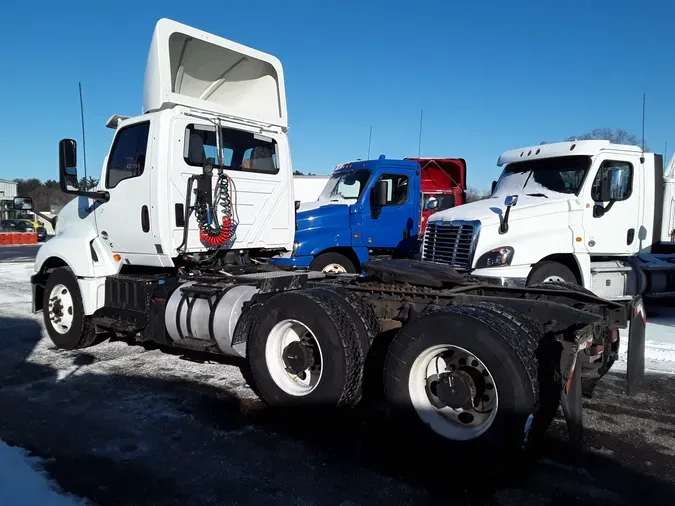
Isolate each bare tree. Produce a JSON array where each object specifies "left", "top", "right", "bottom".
[
  {"left": 563, "top": 128, "right": 647, "bottom": 150},
  {"left": 465, "top": 187, "right": 491, "bottom": 203}
]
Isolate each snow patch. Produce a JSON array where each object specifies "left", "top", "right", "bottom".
[
  {"left": 0, "top": 440, "right": 86, "bottom": 505},
  {"left": 615, "top": 305, "right": 675, "bottom": 376}
]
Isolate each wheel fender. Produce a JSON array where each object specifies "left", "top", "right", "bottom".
[{"left": 34, "top": 236, "right": 120, "bottom": 316}]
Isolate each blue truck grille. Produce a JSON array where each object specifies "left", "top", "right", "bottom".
[{"left": 422, "top": 221, "right": 478, "bottom": 270}]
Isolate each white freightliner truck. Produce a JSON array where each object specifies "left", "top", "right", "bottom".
[
  {"left": 27, "top": 19, "right": 645, "bottom": 459},
  {"left": 422, "top": 141, "right": 675, "bottom": 301}
]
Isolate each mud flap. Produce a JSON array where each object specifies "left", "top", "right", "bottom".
[
  {"left": 627, "top": 296, "right": 646, "bottom": 396},
  {"left": 560, "top": 352, "right": 583, "bottom": 454}
]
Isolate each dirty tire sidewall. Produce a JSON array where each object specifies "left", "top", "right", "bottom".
[
  {"left": 384, "top": 307, "right": 538, "bottom": 456},
  {"left": 309, "top": 252, "right": 357, "bottom": 274},
  {"left": 42, "top": 267, "right": 94, "bottom": 350},
  {"left": 248, "top": 289, "right": 363, "bottom": 407},
  {"left": 311, "top": 285, "right": 379, "bottom": 350}
]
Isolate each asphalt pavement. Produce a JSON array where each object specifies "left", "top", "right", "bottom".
[
  {"left": 1, "top": 247, "right": 674, "bottom": 505},
  {"left": 0, "top": 243, "right": 43, "bottom": 263}
]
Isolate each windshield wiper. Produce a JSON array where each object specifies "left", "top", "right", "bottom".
[{"left": 526, "top": 193, "right": 548, "bottom": 198}]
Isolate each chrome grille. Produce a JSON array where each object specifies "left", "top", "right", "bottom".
[{"left": 422, "top": 221, "right": 479, "bottom": 270}]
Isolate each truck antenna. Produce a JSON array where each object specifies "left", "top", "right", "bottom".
[
  {"left": 641, "top": 92, "right": 646, "bottom": 153},
  {"left": 79, "top": 82, "right": 88, "bottom": 182},
  {"left": 367, "top": 126, "right": 372, "bottom": 160},
  {"left": 418, "top": 110, "right": 424, "bottom": 157}
]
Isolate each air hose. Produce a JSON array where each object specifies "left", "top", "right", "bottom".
[{"left": 195, "top": 174, "right": 237, "bottom": 248}]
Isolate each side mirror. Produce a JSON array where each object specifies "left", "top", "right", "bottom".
[
  {"left": 598, "top": 166, "right": 628, "bottom": 202},
  {"left": 372, "top": 180, "right": 388, "bottom": 208},
  {"left": 491, "top": 180, "right": 497, "bottom": 194},
  {"left": 500, "top": 195, "right": 518, "bottom": 234},
  {"left": 13, "top": 197, "right": 33, "bottom": 210},
  {"left": 57, "top": 139, "right": 110, "bottom": 202},
  {"left": 425, "top": 198, "right": 439, "bottom": 210},
  {"left": 504, "top": 195, "right": 518, "bottom": 207},
  {"left": 59, "top": 139, "right": 79, "bottom": 192}
]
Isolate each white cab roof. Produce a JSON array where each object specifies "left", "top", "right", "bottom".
[
  {"left": 497, "top": 140, "right": 643, "bottom": 166},
  {"left": 143, "top": 18, "right": 287, "bottom": 129}
]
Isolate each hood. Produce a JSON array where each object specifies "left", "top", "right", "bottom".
[
  {"left": 430, "top": 193, "right": 578, "bottom": 227},
  {"left": 296, "top": 202, "right": 350, "bottom": 230},
  {"left": 143, "top": 19, "right": 287, "bottom": 129}
]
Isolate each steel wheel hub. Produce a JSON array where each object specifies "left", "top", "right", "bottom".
[
  {"left": 48, "top": 283, "right": 74, "bottom": 335},
  {"left": 265, "top": 319, "right": 323, "bottom": 396},
  {"left": 409, "top": 344, "right": 498, "bottom": 441},
  {"left": 321, "top": 263, "right": 347, "bottom": 274}
]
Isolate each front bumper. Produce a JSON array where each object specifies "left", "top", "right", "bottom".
[{"left": 470, "top": 265, "right": 531, "bottom": 288}]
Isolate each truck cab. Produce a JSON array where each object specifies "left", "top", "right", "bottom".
[
  {"left": 271, "top": 156, "right": 466, "bottom": 273},
  {"left": 31, "top": 18, "right": 295, "bottom": 317},
  {"left": 271, "top": 156, "right": 420, "bottom": 273},
  {"left": 408, "top": 157, "right": 466, "bottom": 234},
  {"left": 422, "top": 140, "right": 675, "bottom": 300}
]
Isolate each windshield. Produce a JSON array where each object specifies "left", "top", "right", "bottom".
[
  {"left": 318, "top": 170, "right": 371, "bottom": 202},
  {"left": 493, "top": 155, "right": 591, "bottom": 197}
]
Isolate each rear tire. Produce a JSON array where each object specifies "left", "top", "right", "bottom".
[
  {"left": 528, "top": 261, "right": 578, "bottom": 285},
  {"left": 384, "top": 304, "right": 542, "bottom": 458},
  {"left": 247, "top": 288, "right": 365, "bottom": 407},
  {"left": 42, "top": 267, "right": 98, "bottom": 350},
  {"left": 309, "top": 252, "right": 357, "bottom": 274}
]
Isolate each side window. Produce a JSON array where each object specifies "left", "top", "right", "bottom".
[
  {"left": 591, "top": 160, "right": 633, "bottom": 202},
  {"left": 437, "top": 194, "right": 456, "bottom": 211},
  {"left": 184, "top": 124, "right": 278, "bottom": 175},
  {"left": 106, "top": 122, "right": 150, "bottom": 189},
  {"left": 379, "top": 174, "right": 409, "bottom": 205}
]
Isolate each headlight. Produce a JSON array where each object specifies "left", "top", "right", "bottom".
[
  {"left": 291, "top": 241, "right": 299, "bottom": 257},
  {"left": 475, "top": 247, "right": 514, "bottom": 268}
]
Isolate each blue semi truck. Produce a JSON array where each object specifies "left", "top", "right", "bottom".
[{"left": 270, "top": 155, "right": 466, "bottom": 273}]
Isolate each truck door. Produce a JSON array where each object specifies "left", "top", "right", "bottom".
[
  {"left": 95, "top": 119, "right": 159, "bottom": 262},
  {"left": 582, "top": 153, "right": 641, "bottom": 255},
  {"left": 361, "top": 168, "right": 419, "bottom": 250}
]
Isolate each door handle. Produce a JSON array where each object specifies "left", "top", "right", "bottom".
[
  {"left": 141, "top": 205, "right": 150, "bottom": 233},
  {"left": 627, "top": 228, "right": 635, "bottom": 245}
]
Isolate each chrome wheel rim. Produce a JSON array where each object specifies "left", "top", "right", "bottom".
[
  {"left": 408, "top": 344, "right": 498, "bottom": 441},
  {"left": 48, "top": 283, "right": 74, "bottom": 334},
  {"left": 265, "top": 319, "right": 323, "bottom": 396}
]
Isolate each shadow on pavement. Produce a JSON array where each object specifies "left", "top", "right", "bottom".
[{"left": 1, "top": 314, "right": 674, "bottom": 505}]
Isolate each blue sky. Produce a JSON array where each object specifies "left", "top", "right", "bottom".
[{"left": 0, "top": 0, "right": 673, "bottom": 189}]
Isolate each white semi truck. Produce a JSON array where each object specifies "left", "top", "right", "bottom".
[
  {"left": 422, "top": 141, "right": 675, "bottom": 301},
  {"left": 292, "top": 175, "right": 330, "bottom": 203},
  {"left": 28, "top": 19, "right": 645, "bottom": 461}
]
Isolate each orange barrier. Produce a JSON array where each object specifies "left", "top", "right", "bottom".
[
  {"left": 4, "top": 232, "right": 38, "bottom": 245},
  {"left": 0, "top": 232, "right": 37, "bottom": 246}
]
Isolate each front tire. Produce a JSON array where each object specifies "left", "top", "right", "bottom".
[
  {"left": 309, "top": 252, "right": 357, "bottom": 274},
  {"left": 42, "top": 267, "right": 98, "bottom": 350},
  {"left": 528, "top": 261, "right": 578, "bottom": 285},
  {"left": 384, "top": 304, "right": 542, "bottom": 455}
]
